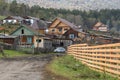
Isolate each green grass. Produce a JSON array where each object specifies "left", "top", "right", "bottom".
[
  {"left": 48, "top": 55, "right": 118, "bottom": 80},
  {"left": 0, "top": 15, "right": 5, "bottom": 20},
  {"left": 0, "top": 50, "right": 31, "bottom": 58}
]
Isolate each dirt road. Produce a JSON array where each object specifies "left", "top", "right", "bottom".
[{"left": 0, "top": 55, "right": 53, "bottom": 80}]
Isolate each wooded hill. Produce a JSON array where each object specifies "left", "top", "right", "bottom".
[{"left": 1, "top": 0, "right": 120, "bottom": 33}]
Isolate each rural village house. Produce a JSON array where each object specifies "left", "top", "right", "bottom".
[
  {"left": 10, "top": 25, "right": 52, "bottom": 48},
  {"left": 2, "top": 16, "right": 41, "bottom": 25},
  {"left": 47, "top": 17, "right": 85, "bottom": 45},
  {"left": 92, "top": 22, "right": 108, "bottom": 32},
  {"left": 22, "top": 16, "right": 40, "bottom": 25},
  {"left": 0, "top": 27, "right": 18, "bottom": 49},
  {"left": 86, "top": 30, "right": 120, "bottom": 44},
  {"left": 2, "top": 16, "right": 24, "bottom": 24},
  {"left": 63, "top": 28, "right": 86, "bottom": 44},
  {"left": 48, "top": 17, "right": 79, "bottom": 36},
  {"left": 0, "top": 27, "right": 17, "bottom": 45}
]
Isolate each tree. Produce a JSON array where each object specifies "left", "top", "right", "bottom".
[
  {"left": 9, "top": 0, "right": 18, "bottom": 15},
  {"left": 18, "top": 3, "right": 30, "bottom": 16},
  {"left": 0, "top": 0, "right": 9, "bottom": 15}
]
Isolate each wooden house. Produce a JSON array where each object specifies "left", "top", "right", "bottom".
[
  {"left": 93, "top": 22, "right": 108, "bottom": 32},
  {"left": 22, "top": 16, "right": 39, "bottom": 25},
  {"left": 2, "top": 16, "right": 23, "bottom": 24},
  {"left": 47, "top": 17, "right": 86, "bottom": 44},
  {"left": 63, "top": 28, "right": 86, "bottom": 44},
  {"left": 10, "top": 25, "right": 52, "bottom": 48},
  {"left": 0, "top": 27, "right": 16, "bottom": 44},
  {"left": 48, "top": 17, "right": 79, "bottom": 36},
  {"left": 85, "top": 31, "right": 120, "bottom": 45},
  {"left": 47, "top": 18, "right": 79, "bottom": 45}
]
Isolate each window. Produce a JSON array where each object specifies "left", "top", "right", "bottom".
[
  {"left": 27, "top": 37, "right": 32, "bottom": 44},
  {"left": 69, "top": 34, "right": 75, "bottom": 39},
  {"left": 52, "top": 29, "right": 55, "bottom": 32},
  {"left": 58, "top": 27, "right": 62, "bottom": 32},
  {"left": 36, "top": 39, "right": 41, "bottom": 43},
  {"left": 21, "top": 29, "right": 24, "bottom": 34}
]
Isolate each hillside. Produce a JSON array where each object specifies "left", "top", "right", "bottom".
[{"left": 6, "top": 0, "right": 120, "bottom": 10}]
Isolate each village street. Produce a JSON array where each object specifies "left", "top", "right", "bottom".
[{"left": 0, "top": 55, "right": 53, "bottom": 80}]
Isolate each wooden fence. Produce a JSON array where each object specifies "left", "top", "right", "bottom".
[{"left": 67, "top": 43, "right": 120, "bottom": 78}]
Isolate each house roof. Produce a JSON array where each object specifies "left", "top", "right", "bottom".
[
  {"left": 50, "top": 17, "right": 86, "bottom": 35},
  {"left": 0, "top": 35, "right": 17, "bottom": 38},
  {"left": 31, "top": 20, "right": 48, "bottom": 30},
  {"left": 49, "top": 17, "right": 79, "bottom": 29},
  {"left": 23, "top": 16, "right": 39, "bottom": 21},
  {"left": 88, "top": 30, "right": 120, "bottom": 40},
  {"left": 4, "top": 16, "right": 24, "bottom": 20},
  {"left": 10, "top": 25, "right": 44, "bottom": 36},
  {"left": 93, "top": 22, "right": 107, "bottom": 28},
  {"left": 63, "top": 28, "right": 86, "bottom": 37},
  {"left": 57, "top": 17, "right": 78, "bottom": 29}
]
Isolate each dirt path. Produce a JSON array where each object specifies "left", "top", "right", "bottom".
[{"left": 0, "top": 55, "right": 53, "bottom": 80}]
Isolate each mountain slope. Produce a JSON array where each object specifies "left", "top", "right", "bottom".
[{"left": 6, "top": 0, "right": 120, "bottom": 10}]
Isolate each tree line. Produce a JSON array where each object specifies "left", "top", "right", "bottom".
[{"left": 1, "top": 0, "right": 120, "bottom": 32}]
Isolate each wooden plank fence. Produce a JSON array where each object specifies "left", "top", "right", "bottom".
[{"left": 67, "top": 43, "right": 120, "bottom": 78}]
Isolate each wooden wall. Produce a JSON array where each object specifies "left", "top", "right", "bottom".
[
  {"left": 67, "top": 43, "right": 120, "bottom": 78},
  {"left": 0, "top": 38, "right": 15, "bottom": 44}
]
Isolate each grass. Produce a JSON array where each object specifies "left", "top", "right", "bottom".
[
  {"left": 0, "top": 50, "right": 31, "bottom": 58},
  {"left": 0, "top": 15, "right": 5, "bottom": 20},
  {"left": 48, "top": 55, "right": 118, "bottom": 80}
]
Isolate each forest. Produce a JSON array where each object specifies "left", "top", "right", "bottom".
[{"left": 1, "top": 0, "right": 120, "bottom": 32}]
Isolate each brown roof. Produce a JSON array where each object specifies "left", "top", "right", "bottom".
[
  {"left": 50, "top": 17, "right": 79, "bottom": 29},
  {"left": 93, "top": 22, "right": 107, "bottom": 28},
  {"left": 50, "top": 17, "right": 86, "bottom": 35},
  {"left": 57, "top": 18, "right": 78, "bottom": 29},
  {"left": 57, "top": 18, "right": 85, "bottom": 33}
]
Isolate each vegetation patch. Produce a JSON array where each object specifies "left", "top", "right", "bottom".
[
  {"left": 0, "top": 50, "right": 31, "bottom": 58},
  {"left": 47, "top": 55, "right": 118, "bottom": 80},
  {"left": 0, "top": 15, "right": 5, "bottom": 20}
]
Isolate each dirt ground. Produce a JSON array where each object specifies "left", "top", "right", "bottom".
[{"left": 0, "top": 55, "right": 53, "bottom": 80}]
